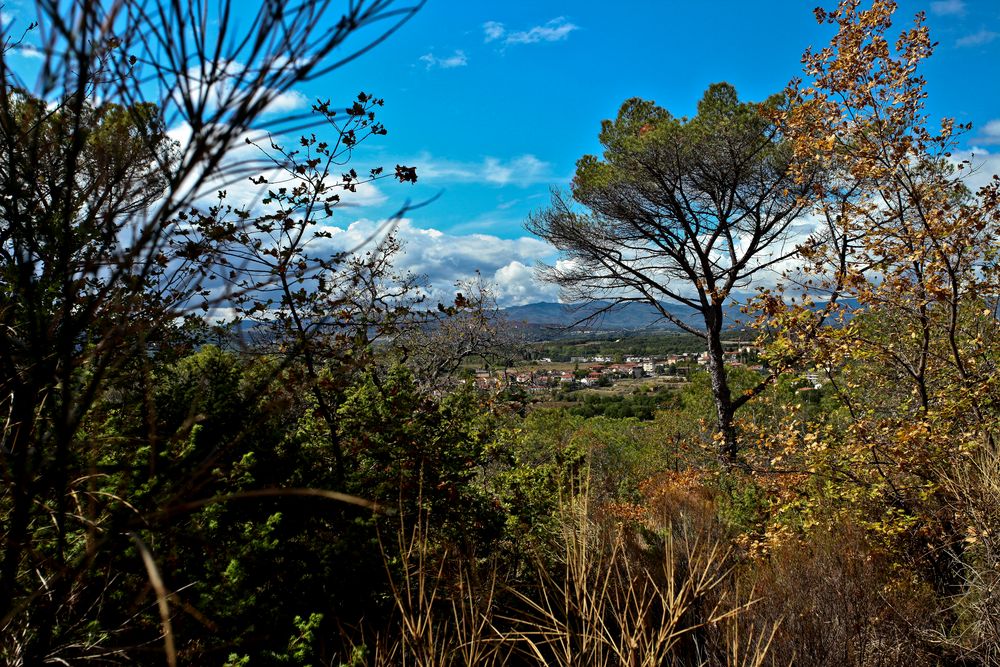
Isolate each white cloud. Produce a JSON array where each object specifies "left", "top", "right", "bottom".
[
  {"left": 507, "top": 17, "right": 578, "bottom": 45},
  {"left": 416, "top": 152, "right": 556, "bottom": 187},
  {"left": 418, "top": 50, "right": 468, "bottom": 70},
  {"left": 493, "top": 260, "right": 559, "bottom": 305},
  {"left": 174, "top": 63, "right": 310, "bottom": 119},
  {"left": 164, "top": 120, "right": 388, "bottom": 213},
  {"left": 930, "top": 0, "right": 965, "bottom": 16},
  {"left": 263, "top": 89, "right": 309, "bottom": 114},
  {"left": 481, "top": 155, "right": 549, "bottom": 185},
  {"left": 954, "top": 147, "right": 1000, "bottom": 192},
  {"left": 11, "top": 44, "right": 44, "bottom": 59},
  {"left": 482, "top": 17, "right": 578, "bottom": 46},
  {"left": 957, "top": 28, "right": 998, "bottom": 47},
  {"left": 482, "top": 21, "right": 505, "bottom": 43},
  {"left": 974, "top": 118, "right": 1000, "bottom": 145},
  {"left": 313, "top": 218, "right": 559, "bottom": 305}
]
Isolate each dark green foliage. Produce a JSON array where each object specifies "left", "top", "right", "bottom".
[
  {"left": 339, "top": 365, "right": 507, "bottom": 551},
  {"left": 489, "top": 409, "right": 589, "bottom": 543},
  {"left": 568, "top": 388, "right": 678, "bottom": 420},
  {"left": 713, "top": 471, "right": 770, "bottom": 535},
  {"left": 528, "top": 332, "right": 710, "bottom": 361}
]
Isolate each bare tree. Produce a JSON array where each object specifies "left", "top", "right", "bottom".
[
  {"left": 397, "top": 274, "right": 524, "bottom": 391},
  {"left": 528, "top": 84, "right": 812, "bottom": 464}
]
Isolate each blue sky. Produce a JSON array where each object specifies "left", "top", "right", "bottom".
[
  {"left": 296, "top": 0, "right": 1000, "bottom": 305},
  {"left": 8, "top": 0, "right": 1000, "bottom": 305}
]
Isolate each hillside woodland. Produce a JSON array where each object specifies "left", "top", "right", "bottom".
[{"left": 2, "top": 1, "right": 999, "bottom": 665}]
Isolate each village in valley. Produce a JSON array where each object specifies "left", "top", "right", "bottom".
[{"left": 470, "top": 338, "right": 777, "bottom": 396}]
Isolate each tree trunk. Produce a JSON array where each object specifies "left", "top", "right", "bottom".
[{"left": 704, "top": 306, "right": 739, "bottom": 466}]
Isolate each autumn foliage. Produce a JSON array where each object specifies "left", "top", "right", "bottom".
[{"left": 3, "top": 1, "right": 1000, "bottom": 665}]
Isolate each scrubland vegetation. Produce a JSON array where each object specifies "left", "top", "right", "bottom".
[{"left": 2, "top": 1, "right": 999, "bottom": 665}]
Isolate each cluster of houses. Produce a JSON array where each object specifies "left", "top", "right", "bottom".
[
  {"left": 470, "top": 346, "right": 764, "bottom": 394},
  {"left": 462, "top": 342, "right": 832, "bottom": 400},
  {"left": 472, "top": 364, "right": 644, "bottom": 393},
  {"left": 463, "top": 343, "right": 844, "bottom": 402}
]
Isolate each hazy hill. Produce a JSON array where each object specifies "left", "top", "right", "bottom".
[{"left": 501, "top": 300, "right": 752, "bottom": 332}]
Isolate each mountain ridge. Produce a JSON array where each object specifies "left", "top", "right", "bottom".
[{"left": 500, "top": 300, "right": 752, "bottom": 332}]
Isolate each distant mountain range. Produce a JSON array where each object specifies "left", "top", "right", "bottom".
[{"left": 500, "top": 300, "right": 752, "bottom": 333}]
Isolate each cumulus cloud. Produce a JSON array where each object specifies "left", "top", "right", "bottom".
[
  {"left": 956, "top": 28, "right": 998, "bottom": 47},
  {"left": 492, "top": 260, "right": 559, "bottom": 305},
  {"left": 930, "top": 0, "right": 965, "bottom": 16},
  {"left": 216, "top": 162, "right": 387, "bottom": 212},
  {"left": 262, "top": 89, "right": 310, "bottom": 114},
  {"left": 954, "top": 147, "right": 1000, "bottom": 192},
  {"left": 164, "top": 121, "right": 388, "bottom": 213},
  {"left": 482, "top": 17, "right": 578, "bottom": 46},
  {"left": 974, "top": 118, "right": 1000, "bottom": 145},
  {"left": 313, "top": 218, "right": 559, "bottom": 305},
  {"left": 418, "top": 50, "right": 468, "bottom": 70},
  {"left": 172, "top": 63, "right": 310, "bottom": 120},
  {"left": 416, "top": 152, "right": 556, "bottom": 187}
]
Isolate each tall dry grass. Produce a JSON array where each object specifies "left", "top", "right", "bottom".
[
  {"left": 372, "top": 507, "right": 508, "bottom": 667},
  {"left": 356, "top": 491, "right": 777, "bottom": 666},
  {"left": 502, "top": 493, "right": 754, "bottom": 666},
  {"left": 937, "top": 449, "right": 1000, "bottom": 663}
]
